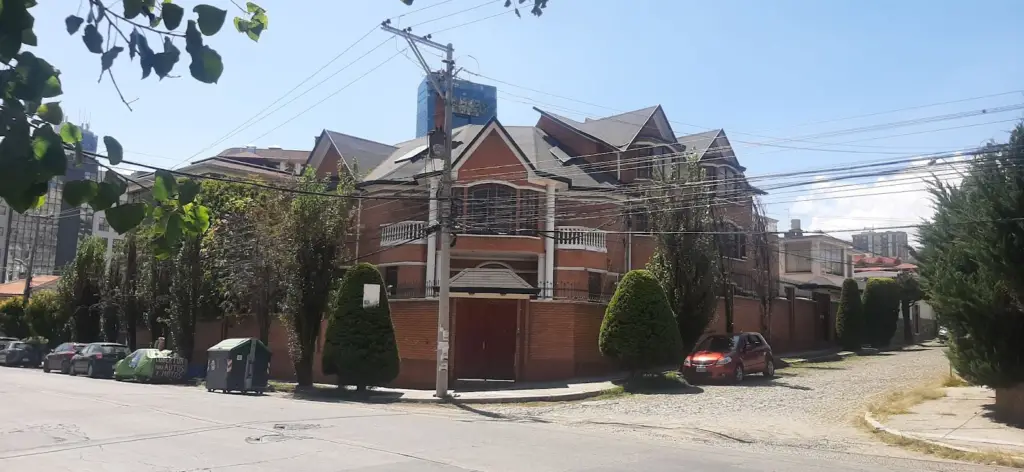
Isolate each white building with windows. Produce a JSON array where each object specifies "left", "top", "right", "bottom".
[{"left": 779, "top": 219, "right": 854, "bottom": 298}]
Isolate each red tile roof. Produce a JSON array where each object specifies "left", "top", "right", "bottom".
[{"left": 0, "top": 275, "right": 60, "bottom": 298}]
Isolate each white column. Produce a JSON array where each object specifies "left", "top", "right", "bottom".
[
  {"left": 544, "top": 185, "right": 556, "bottom": 298},
  {"left": 537, "top": 254, "right": 546, "bottom": 296},
  {"left": 426, "top": 178, "right": 439, "bottom": 296}
]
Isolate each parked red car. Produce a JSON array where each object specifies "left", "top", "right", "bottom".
[
  {"left": 681, "top": 332, "right": 775, "bottom": 383},
  {"left": 43, "top": 342, "right": 87, "bottom": 374}
]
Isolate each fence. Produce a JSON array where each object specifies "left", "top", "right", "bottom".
[
  {"left": 554, "top": 226, "right": 607, "bottom": 253},
  {"left": 380, "top": 221, "right": 428, "bottom": 247}
]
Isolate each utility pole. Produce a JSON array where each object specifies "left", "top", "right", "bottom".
[
  {"left": 381, "top": 20, "right": 455, "bottom": 398},
  {"left": 23, "top": 214, "right": 45, "bottom": 302}
]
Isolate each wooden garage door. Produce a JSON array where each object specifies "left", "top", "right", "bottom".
[{"left": 454, "top": 299, "right": 518, "bottom": 381}]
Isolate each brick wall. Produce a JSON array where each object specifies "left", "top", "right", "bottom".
[
  {"left": 523, "top": 301, "right": 577, "bottom": 381},
  {"left": 703, "top": 294, "right": 832, "bottom": 354}
]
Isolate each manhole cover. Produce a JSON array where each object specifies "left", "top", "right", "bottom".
[{"left": 273, "top": 423, "right": 321, "bottom": 431}]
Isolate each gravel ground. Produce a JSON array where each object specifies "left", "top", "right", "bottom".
[{"left": 411, "top": 344, "right": 977, "bottom": 468}]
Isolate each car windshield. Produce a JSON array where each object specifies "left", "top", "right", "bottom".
[
  {"left": 100, "top": 345, "right": 130, "bottom": 355},
  {"left": 9, "top": 342, "right": 25, "bottom": 349},
  {"left": 696, "top": 335, "right": 741, "bottom": 353}
]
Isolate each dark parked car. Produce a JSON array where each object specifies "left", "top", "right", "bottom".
[
  {"left": 43, "top": 342, "right": 88, "bottom": 374},
  {"left": 70, "top": 343, "right": 131, "bottom": 378},
  {"left": 1, "top": 341, "right": 43, "bottom": 367},
  {"left": 681, "top": 332, "right": 775, "bottom": 384}
]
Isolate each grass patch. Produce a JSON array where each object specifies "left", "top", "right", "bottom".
[
  {"left": 856, "top": 416, "right": 1024, "bottom": 468},
  {"left": 942, "top": 374, "right": 969, "bottom": 388},
  {"left": 868, "top": 383, "right": 947, "bottom": 420},
  {"left": 267, "top": 380, "right": 296, "bottom": 393},
  {"left": 617, "top": 371, "right": 694, "bottom": 394}
]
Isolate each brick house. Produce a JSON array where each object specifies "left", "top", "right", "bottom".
[{"left": 304, "top": 106, "right": 775, "bottom": 388}]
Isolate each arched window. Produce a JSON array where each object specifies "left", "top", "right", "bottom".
[{"left": 467, "top": 184, "right": 516, "bottom": 234}]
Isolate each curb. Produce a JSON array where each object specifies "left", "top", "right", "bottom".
[
  {"left": 406, "top": 387, "right": 618, "bottom": 405},
  {"left": 863, "top": 411, "right": 1002, "bottom": 456},
  {"left": 779, "top": 350, "right": 855, "bottom": 367}
]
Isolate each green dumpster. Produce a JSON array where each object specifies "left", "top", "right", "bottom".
[{"left": 205, "top": 338, "right": 272, "bottom": 394}]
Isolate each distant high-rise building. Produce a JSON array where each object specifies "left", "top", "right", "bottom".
[
  {"left": 852, "top": 230, "right": 910, "bottom": 259},
  {"left": 415, "top": 73, "right": 497, "bottom": 137}
]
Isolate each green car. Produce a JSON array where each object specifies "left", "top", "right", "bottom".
[{"left": 113, "top": 349, "right": 188, "bottom": 383}]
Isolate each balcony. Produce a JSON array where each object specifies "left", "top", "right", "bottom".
[
  {"left": 555, "top": 226, "right": 607, "bottom": 253},
  {"left": 380, "top": 221, "right": 428, "bottom": 247}
]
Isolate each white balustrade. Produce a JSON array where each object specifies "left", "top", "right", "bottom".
[
  {"left": 555, "top": 226, "right": 607, "bottom": 253},
  {"left": 380, "top": 221, "right": 428, "bottom": 247}
]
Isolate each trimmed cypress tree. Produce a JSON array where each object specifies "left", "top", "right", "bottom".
[
  {"left": 862, "top": 278, "right": 901, "bottom": 347},
  {"left": 599, "top": 269, "right": 683, "bottom": 375},
  {"left": 836, "top": 278, "right": 863, "bottom": 351},
  {"left": 322, "top": 263, "right": 400, "bottom": 390}
]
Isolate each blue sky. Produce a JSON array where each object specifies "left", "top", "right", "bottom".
[{"left": 29, "top": 0, "right": 1024, "bottom": 234}]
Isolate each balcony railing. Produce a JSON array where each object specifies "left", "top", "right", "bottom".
[
  {"left": 555, "top": 226, "right": 607, "bottom": 253},
  {"left": 380, "top": 221, "right": 428, "bottom": 247}
]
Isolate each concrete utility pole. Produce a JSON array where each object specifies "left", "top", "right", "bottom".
[
  {"left": 23, "top": 214, "right": 45, "bottom": 302},
  {"left": 381, "top": 20, "right": 455, "bottom": 398}
]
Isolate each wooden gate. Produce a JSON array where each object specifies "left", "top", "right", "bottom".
[{"left": 453, "top": 299, "right": 518, "bottom": 381}]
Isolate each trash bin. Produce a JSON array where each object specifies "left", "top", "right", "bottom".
[{"left": 204, "top": 338, "right": 272, "bottom": 394}]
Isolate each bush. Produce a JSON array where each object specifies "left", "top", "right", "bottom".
[
  {"left": 836, "top": 278, "right": 863, "bottom": 351},
  {"left": 599, "top": 269, "right": 683, "bottom": 373},
  {"left": 25, "top": 290, "right": 66, "bottom": 346},
  {"left": 0, "top": 297, "right": 30, "bottom": 339},
  {"left": 322, "top": 263, "right": 400, "bottom": 390},
  {"left": 862, "top": 278, "right": 900, "bottom": 347}
]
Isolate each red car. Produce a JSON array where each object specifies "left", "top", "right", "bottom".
[
  {"left": 681, "top": 332, "right": 775, "bottom": 383},
  {"left": 43, "top": 342, "right": 87, "bottom": 374}
]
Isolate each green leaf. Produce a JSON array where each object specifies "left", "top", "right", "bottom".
[
  {"left": 246, "top": 2, "right": 265, "bottom": 14},
  {"left": 22, "top": 29, "right": 37, "bottom": 46},
  {"left": 165, "top": 212, "right": 184, "bottom": 245},
  {"left": 123, "top": 0, "right": 144, "bottom": 19},
  {"left": 178, "top": 179, "right": 201, "bottom": 205},
  {"left": 91, "top": 181, "right": 124, "bottom": 211},
  {"left": 184, "top": 20, "right": 202, "bottom": 54},
  {"left": 149, "top": 15, "right": 162, "bottom": 28},
  {"left": 65, "top": 15, "right": 85, "bottom": 34},
  {"left": 153, "top": 170, "right": 177, "bottom": 202},
  {"left": 36, "top": 102, "right": 63, "bottom": 124},
  {"left": 101, "top": 46, "right": 124, "bottom": 72},
  {"left": 63, "top": 180, "right": 99, "bottom": 206},
  {"left": 233, "top": 17, "right": 249, "bottom": 33},
  {"left": 103, "top": 136, "right": 123, "bottom": 165},
  {"left": 32, "top": 126, "right": 67, "bottom": 177},
  {"left": 400, "top": 0, "right": 413, "bottom": 5},
  {"left": 161, "top": 2, "right": 184, "bottom": 30},
  {"left": 82, "top": 24, "right": 103, "bottom": 54},
  {"left": 193, "top": 5, "right": 227, "bottom": 35},
  {"left": 152, "top": 37, "right": 180, "bottom": 79},
  {"left": 188, "top": 46, "right": 223, "bottom": 84},
  {"left": 185, "top": 203, "right": 211, "bottom": 233},
  {"left": 41, "top": 75, "right": 62, "bottom": 98},
  {"left": 60, "top": 122, "right": 83, "bottom": 144},
  {"left": 105, "top": 203, "right": 147, "bottom": 234}
]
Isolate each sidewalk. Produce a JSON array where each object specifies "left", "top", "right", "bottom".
[
  {"left": 275, "top": 378, "right": 620, "bottom": 405},
  {"left": 868, "top": 386, "right": 1024, "bottom": 456},
  {"left": 778, "top": 348, "right": 856, "bottom": 366}
]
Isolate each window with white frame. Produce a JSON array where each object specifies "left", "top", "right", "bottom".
[
  {"left": 822, "top": 244, "right": 845, "bottom": 276},
  {"left": 467, "top": 184, "right": 516, "bottom": 234},
  {"left": 98, "top": 216, "right": 109, "bottom": 232},
  {"left": 785, "top": 242, "right": 812, "bottom": 272}
]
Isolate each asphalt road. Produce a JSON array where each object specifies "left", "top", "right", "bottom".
[{"left": 0, "top": 364, "right": 1008, "bottom": 472}]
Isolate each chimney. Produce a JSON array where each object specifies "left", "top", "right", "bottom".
[{"left": 791, "top": 219, "right": 801, "bottom": 231}]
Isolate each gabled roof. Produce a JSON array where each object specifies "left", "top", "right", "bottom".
[
  {"left": 323, "top": 130, "right": 396, "bottom": 173},
  {"left": 535, "top": 106, "right": 664, "bottom": 150},
  {"left": 676, "top": 129, "right": 723, "bottom": 159},
  {"left": 449, "top": 268, "right": 538, "bottom": 295},
  {"left": 0, "top": 275, "right": 59, "bottom": 298}
]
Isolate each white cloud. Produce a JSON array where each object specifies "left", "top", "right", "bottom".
[{"left": 774, "top": 157, "right": 968, "bottom": 245}]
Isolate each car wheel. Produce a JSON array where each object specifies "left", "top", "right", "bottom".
[
  {"left": 43, "top": 361, "right": 50, "bottom": 373},
  {"left": 87, "top": 362, "right": 95, "bottom": 378},
  {"left": 733, "top": 364, "right": 745, "bottom": 383},
  {"left": 60, "top": 360, "right": 70, "bottom": 374},
  {"left": 763, "top": 358, "right": 775, "bottom": 378}
]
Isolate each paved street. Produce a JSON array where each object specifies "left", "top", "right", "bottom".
[{"left": 0, "top": 348, "right": 1011, "bottom": 471}]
